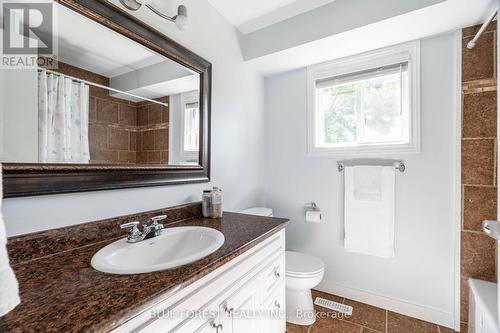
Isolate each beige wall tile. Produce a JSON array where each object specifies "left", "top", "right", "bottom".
[
  {"left": 461, "top": 139, "right": 495, "bottom": 185},
  {"left": 462, "top": 91, "right": 497, "bottom": 138},
  {"left": 461, "top": 231, "right": 496, "bottom": 281},
  {"left": 89, "top": 124, "right": 107, "bottom": 152},
  {"left": 463, "top": 185, "right": 497, "bottom": 231},
  {"left": 118, "top": 151, "right": 136, "bottom": 164},
  {"left": 137, "top": 106, "right": 149, "bottom": 126},
  {"left": 119, "top": 104, "right": 137, "bottom": 126},
  {"left": 462, "top": 32, "right": 495, "bottom": 82},
  {"left": 155, "top": 129, "right": 168, "bottom": 150},
  {"left": 108, "top": 128, "right": 130, "bottom": 150},
  {"left": 149, "top": 104, "right": 163, "bottom": 124},
  {"left": 142, "top": 130, "right": 155, "bottom": 151},
  {"left": 91, "top": 149, "right": 118, "bottom": 163},
  {"left": 96, "top": 99, "right": 119, "bottom": 124}
]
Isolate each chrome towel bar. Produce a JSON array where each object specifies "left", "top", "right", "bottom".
[{"left": 337, "top": 161, "right": 405, "bottom": 173}]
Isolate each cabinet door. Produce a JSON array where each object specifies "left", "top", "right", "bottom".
[
  {"left": 260, "top": 282, "right": 286, "bottom": 333},
  {"left": 221, "top": 279, "right": 259, "bottom": 333}
]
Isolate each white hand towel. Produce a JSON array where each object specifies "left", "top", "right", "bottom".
[
  {"left": 0, "top": 165, "right": 20, "bottom": 317},
  {"left": 353, "top": 166, "right": 382, "bottom": 201},
  {"left": 344, "top": 166, "right": 395, "bottom": 258}
]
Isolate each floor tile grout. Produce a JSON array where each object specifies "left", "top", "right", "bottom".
[{"left": 358, "top": 322, "right": 385, "bottom": 333}]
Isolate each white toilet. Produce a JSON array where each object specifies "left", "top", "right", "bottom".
[
  {"left": 239, "top": 207, "right": 325, "bottom": 326},
  {"left": 285, "top": 251, "right": 325, "bottom": 325},
  {"left": 238, "top": 207, "right": 274, "bottom": 217}
]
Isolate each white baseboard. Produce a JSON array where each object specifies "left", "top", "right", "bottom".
[{"left": 316, "top": 279, "right": 456, "bottom": 330}]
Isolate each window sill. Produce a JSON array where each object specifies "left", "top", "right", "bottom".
[{"left": 307, "top": 143, "right": 420, "bottom": 157}]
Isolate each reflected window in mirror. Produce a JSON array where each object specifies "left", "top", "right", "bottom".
[{"left": 181, "top": 91, "right": 199, "bottom": 163}]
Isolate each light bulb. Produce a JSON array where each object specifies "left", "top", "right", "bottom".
[
  {"left": 175, "top": 14, "right": 188, "bottom": 31},
  {"left": 175, "top": 5, "right": 188, "bottom": 31}
]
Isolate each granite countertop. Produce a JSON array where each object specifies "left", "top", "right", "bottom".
[{"left": 0, "top": 210, "right": 288, "bottom": 333}]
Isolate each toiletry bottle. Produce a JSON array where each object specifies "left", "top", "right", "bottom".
[
  {"left": 211, "top": 187, "right": 223, "bottom": 218},
  {"left": 202, "top": 190, "right": 212, "bottom": 218}
]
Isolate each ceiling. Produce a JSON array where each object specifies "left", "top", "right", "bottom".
[
  {"left": 57, "top": 0, "right": 498, "bottom": 80},
  {"left": 225, "top": 0, "right": 497, "bottom": 76},
  {"left": 207, "top": 0, "right": 338, "bottom": 33}
]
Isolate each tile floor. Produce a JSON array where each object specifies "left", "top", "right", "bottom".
[{"left": 286, "top": 290, "right": 466, "bottom": 333}]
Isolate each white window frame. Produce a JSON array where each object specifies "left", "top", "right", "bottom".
[
  {"left": 306, "top": 41, "right": 421, "bottom": 156},
  {"left": 180, "top": 91, "right": 199, "bottom": 160}
]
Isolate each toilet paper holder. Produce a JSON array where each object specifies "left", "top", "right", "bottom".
[
  {"left": 305, "top": 202, "right": 322, "bottom": 223},
  {"left": 305, "top": 202, "right": 320, "bottom": 211}
]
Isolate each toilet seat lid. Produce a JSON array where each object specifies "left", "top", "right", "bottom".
[{"left": 286, "top": 251, "right": 324, "bottom": 277}]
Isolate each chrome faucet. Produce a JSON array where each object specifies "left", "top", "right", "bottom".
[{"left": 120, "top": 215, "right": 167, "bottom": 243}]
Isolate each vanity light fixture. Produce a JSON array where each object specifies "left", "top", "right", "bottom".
[{"left": 118, "top": 0, "right": 188, "bottom": 31}]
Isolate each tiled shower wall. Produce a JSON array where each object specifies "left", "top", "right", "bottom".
[
  {"left": 136, "top": 98, "right": 169, "bottom": 164},
  {"left": 55, "top": 62, "right": 169, "bottom": 164},
  {"left": 461, "top": 23, "right": 497, "bottom": 328}
]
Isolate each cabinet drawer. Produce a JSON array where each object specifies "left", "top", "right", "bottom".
[{"left": 262, "top": 254, "right": 285, "bottom": 295}]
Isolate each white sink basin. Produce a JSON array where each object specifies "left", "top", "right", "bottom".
[{"left": 91, "top": 226, "right": 225, "bottom": 275}]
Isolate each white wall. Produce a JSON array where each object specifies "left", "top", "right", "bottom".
[
  {"left": 2, "top": 0, "right": 265, "bottom": 236},
  {"left": 263, "top": 32, "right": 460, "bottom": 327}
]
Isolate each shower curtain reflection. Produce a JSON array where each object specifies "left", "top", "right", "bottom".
[{"left": 38, "top": 70, "right": 90, "bottom": 163}]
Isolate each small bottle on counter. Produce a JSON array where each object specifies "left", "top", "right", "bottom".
[
  {"left": 211, "top": 187, "right": 223, "bottom": 218},
  {"left": 202, "top": 190, "right": 213, "bottom": 218}
]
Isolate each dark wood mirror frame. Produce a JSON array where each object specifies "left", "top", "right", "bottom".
[{"left": 2, "top": 0, "right": 211, "bottom": 198}]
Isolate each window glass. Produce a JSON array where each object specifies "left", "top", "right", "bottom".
[
  {"left": 315, "top": 62, "right": 409, "bottom": 148},
  {"left": 183, "top": 101, "right": 199, "bottom": 152}
]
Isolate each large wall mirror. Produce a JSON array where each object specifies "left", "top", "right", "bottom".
[{"left": 1, "top": 0, "right": 211, "bottom": 197}]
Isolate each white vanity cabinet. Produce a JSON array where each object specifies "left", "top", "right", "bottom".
[{"left": 112, "top": 229, "right": 286, "bottom": 333}]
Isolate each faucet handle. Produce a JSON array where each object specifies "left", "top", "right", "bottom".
[
  {"left": 120, "top": 221, "right": 141, "bottom": 237},
  {"left": 120, "top": 221, "right": 140, "bottom": 229},
  {"left": 151, "top": 215, "right": 167, "bottom": 224},
  {"left": 150, "top": 216, "right": 166, "bottom": 237}
]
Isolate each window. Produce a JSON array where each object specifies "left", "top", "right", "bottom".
[
  {"left": 181, "top": 91, "right": 199, "bottom": 158},
  {"left": 183, "top": 101, "right": 199, "bottom": 152},
  {"left": 307, "top": 41, "right": 420, "bottom": 155}
]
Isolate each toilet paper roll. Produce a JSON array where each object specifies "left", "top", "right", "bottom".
[{"left": 306, "top": 210, "right": 322, "bottom": 223}]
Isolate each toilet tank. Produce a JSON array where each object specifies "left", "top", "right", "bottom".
[{"left": 239, "top": 207, "right": 273, "bottom": 217}]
